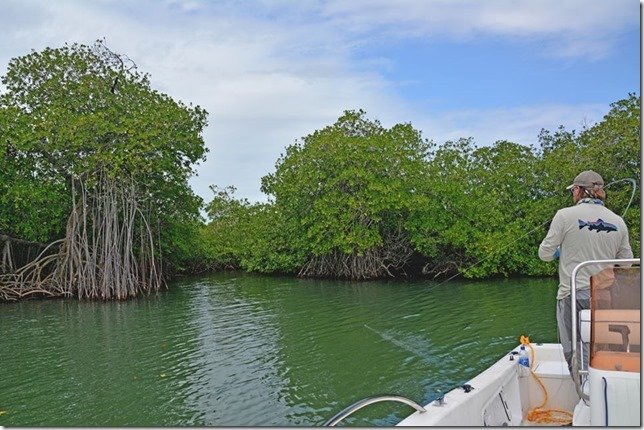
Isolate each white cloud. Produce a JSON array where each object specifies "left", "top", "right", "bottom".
[
  {"left": 0, "top": 0, "right": 636, "bottom": 205},
  {"left": 410, "top": 103, "right": 608, "bottom": 148},
  {"left": 318, "top": 0, "right": 636, "bottom": 59},
  {"left": 268, "top": 0, "right": 636, "bottom": 63}
]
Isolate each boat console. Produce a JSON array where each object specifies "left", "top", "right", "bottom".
[{"left": 574, "top": 259, "right": 640, "bottom": 426}]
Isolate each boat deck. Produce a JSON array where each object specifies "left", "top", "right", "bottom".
[{"left": 397, "top": 344, "right": 579, "bottom": 427}]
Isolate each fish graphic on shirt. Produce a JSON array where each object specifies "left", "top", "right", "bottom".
[{"left": 578, "top": 218, "right": 618, "bottom": 233}]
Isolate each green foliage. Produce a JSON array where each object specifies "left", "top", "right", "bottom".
[
  {"left": 405, "top": 137, "right": 474, "bottom": 263},
  {"left": 203, "top": 186, "right": 305, "bottom": 273},
  {"left": 462, "top": 141, "right": 545, "bottom": 277},
  {"left": 203, "top": 185, "right": 248, "bottom": 268},
  {"left": 264, "top": 111, "right": 431, "bottom": 252},
  {"left": 7, "top": 43, "right": 636, "bottom": 285},
  {"left": 237, "top": 204, "right": 308, "bottom": 273},
  {"left": 406, "top": 139, "right": 549, "bottom": 278},
  {"left": 260, "top": 110, "right": 431, "bottom": 278},
  {"left": 0, "top": 41, "right": 208, "bottom": 273},
  {"left": 205, "top": 95, "right": 640, "bottom": 280}
]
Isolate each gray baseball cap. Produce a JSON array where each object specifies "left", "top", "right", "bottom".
[{"left": 566, "top": 170, "right": 604, "bottom": 190}]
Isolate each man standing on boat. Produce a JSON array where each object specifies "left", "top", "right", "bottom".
[{"left": 538, "top": 170, "right": 633, "bottom": 375}]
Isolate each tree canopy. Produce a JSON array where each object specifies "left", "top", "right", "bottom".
[
  {"left": 0, "top": 40, "right": 639, "bottom": 294},
  {"left": 204, "top": 95, "right": 640, "bottom": 280},
  {"left": 260, "top": 110, "right": 431, "bottom": 278},
  {"left": 0, "top": 41, "right": 208, "bottom": 299}
]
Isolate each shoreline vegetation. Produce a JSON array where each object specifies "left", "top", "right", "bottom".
[{"left": 0, "top": 41, "right": 640, "bottom": 301}]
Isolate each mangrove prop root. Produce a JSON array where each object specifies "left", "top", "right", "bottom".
[
  {"left": 0, "top": 172, "right": 163, "bottom": 301},
  {"left": 298, "top": 228, "right": 413, "bottom": 280}
]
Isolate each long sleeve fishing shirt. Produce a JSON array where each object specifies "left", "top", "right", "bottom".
[{"left": 538, "top": 199, "right": 633, "bottom": 300}]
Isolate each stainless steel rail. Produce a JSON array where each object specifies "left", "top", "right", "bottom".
[
  {"left": 570, "top": 258, "right": 640, "bottom": 401},
  {"left": 323, "top": 395, "right": 426, "bottom": 426}
]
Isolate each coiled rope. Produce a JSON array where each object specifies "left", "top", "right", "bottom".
[{"left": 519, "top": 336, "right": 574, "bottom": 425}]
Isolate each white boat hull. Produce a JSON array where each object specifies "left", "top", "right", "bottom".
[
  {"left": 397, "top": 343, "right": 578, "bottom": 426},
  {"left": 588, "top": 365, "right": 640, "bottom": 426}
]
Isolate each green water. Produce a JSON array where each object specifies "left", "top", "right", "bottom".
[{"left": 0, "top": 273, "right": 558, "bottom": 426}]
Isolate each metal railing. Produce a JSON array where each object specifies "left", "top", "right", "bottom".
[
  {"left": 323, "top": 395, "right": 426, "bottom": 426},
  {"left": 570, "top": 258, "right": 640, "bottom": 401}
]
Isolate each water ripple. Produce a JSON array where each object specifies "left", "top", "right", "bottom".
[{"left": 0, "top": 274, "right": 558, "bottom": 426}]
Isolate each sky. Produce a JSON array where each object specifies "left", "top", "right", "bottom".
[{"left": 0, "top": 0, "right": 640, "bottom": 204}]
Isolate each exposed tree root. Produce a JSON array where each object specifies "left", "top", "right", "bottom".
[
  {"left": 0, "top": 171, "right": 163, "bottom": 301},
  {"left": 298, "top": 228, "right": 413, "bottom": 280}
]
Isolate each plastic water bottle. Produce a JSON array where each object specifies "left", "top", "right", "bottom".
[{"left": 517, "top": 345, "right": 530, "bottom": 376}]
